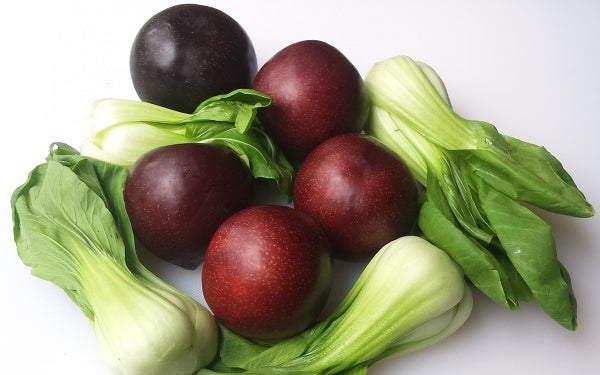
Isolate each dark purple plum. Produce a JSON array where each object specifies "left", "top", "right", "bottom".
[
  {"left": 253, "top": 40, "right": 368, "bottom": 160},
  {"left": 293, "top": 134, "right": 419, "bottom": 260},
  {"left": 130, "top": 4, "right": 257, "bottom": 113},
  {"left": 124, "top": 143, "right": 253, "bottom": 269}
]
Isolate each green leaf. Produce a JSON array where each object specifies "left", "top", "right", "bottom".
[
  {"left": 198, "top": 127, "right": 295, "bottom": 196},
  {"left": 186, "top": 121, "right": 236, "bottom": 140},
  {"left": 215, "top": 319, "right": 331, "bottom": 371},
  {"left": 504, "top": 135, "right": 593, "bottom": 217},
  {"left": 46, "top": 143, "right": 143, "bottom": 271},
  {"left": 418, "top": 200, "right": 518, "bottom": 309},
  {"left": 419, "top": 163, "right": 454, "bottom": 222},
  {"left": 438, "top": 152, "right": 494, "bottom": 243},
  {"left": 494, "top": 251, "right": 533, "bottom": 303},
  {"left": 216, "top": 325, "right": 275, "bottom": 369},
  {"left": 189, "top": 89, "right": 272, "bottom": 134},
  {"left": 476, "top": 178, "right": 577, "bottom": 330},
  {"left": 11, "top": 157, "right": 128, "bottom": 320},
  {"left": 466, "top": 135, "right": 594, "bottom": 218},
  {"left": 503, "top": 135, "right": 578, "bottom": 186}
]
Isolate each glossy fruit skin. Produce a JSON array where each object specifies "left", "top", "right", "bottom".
[
  {"left": 130, "top": 4, "right": 257, "bottom": 113},
  {"left": 202, "top": 205, "right": 333, "bottom": 340},
  {"left": 124, "top": 143, "right": 253, "bottom": 269},
  {"left": 253, "top": 40, "right": 368, "bottom": 161},
  {"left": 293, "top": 134, "right": 419, "bottom": 261}
]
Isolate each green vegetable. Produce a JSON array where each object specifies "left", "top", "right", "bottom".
[
  {"left": 80, "top": 88, "right": 294, "bottom": 196},
  {"left": 11, "top": 143, "right": 218, "bottom": 375},
  {"left": 364, "top": 55, "right": 594, "bottom": 330},
  {"left": 197, "top": 236, "right": 472, "bottom": 375}
]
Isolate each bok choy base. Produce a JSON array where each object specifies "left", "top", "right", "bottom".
[{"left": 364, "top": 55, "right": 594, "bottom": 330}]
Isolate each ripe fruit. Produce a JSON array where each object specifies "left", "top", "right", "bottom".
[
  {"left": 253, "top": 40, "right": 368, "bottom": 160},
  {"left": 124, "top": 143, "right": 253, "bottom": 269},
  {"left": 293, "top": 134, "right": 419, "bottom": 260},
  {"left": 202, "top": 205, "right": 333, "bottom": 340},
  {"left": 130, "top": 4, "right": 257, "bottom": 113}
]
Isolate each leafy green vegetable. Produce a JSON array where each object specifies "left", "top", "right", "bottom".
[
  {"left": 11, "top": 143, "right": 218, "bottom": 375},
  {"left": 80, "top": 88, "right": 294, "bottom": 196},
  {"left": 197, "top": 236, "right": 472, "bottom": 375},
  {"left": 364, "top": 55, "right": 594, "bottom": 330}
]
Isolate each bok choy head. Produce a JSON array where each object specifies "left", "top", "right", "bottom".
[
  {"left": 11, "top": 143, "right": 218, "bottom": 375},
  {"left": 364, "top": 55, "right": 594, "bottom": 330},
  {"left": 80, "top": 89, "right": 295, "bottom": 197}
]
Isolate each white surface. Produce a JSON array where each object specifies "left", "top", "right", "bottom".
[{"left": 1, "top": 0, "right": 599, "bottom": 374}]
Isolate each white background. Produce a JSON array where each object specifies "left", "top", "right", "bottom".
[{"left": 1, "top": 0, "right": 599, "bottom": 374}]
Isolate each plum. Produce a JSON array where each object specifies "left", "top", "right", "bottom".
[
  {"left": 202, "top": 205, "right": 333, "bottom": 340},
  {"left": 124, "top": 143, "right": 253, "bottom": 269},
  {"left": 253, "top": 40, "right": 368, "bottom": 161},
  {"left": 130, "top": 4, "right": 257, "bottom": 113},
  {"left": 293, "top": 134, "right": 419, "bottom": 260}
]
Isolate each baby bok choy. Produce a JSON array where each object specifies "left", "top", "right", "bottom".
[
  {"left": 198, "top": 236, "right": 472, "bottom": 375},
  {"left": 80, "top": 88, "right": 294, "bottom": 196},
  {"left": 11, "top": 143, "right": 218, "bottom": 375},
  {"left": 364, "top": 55, "right": 594, "bottom": 330}
]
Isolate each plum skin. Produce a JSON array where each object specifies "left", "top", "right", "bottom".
[
  {"left": 293, "top": 134, "right": 419, "bottom": 260},
  {"left": 130, "top": 4, "right": 257, "bottom": 113},
  {"left": 253, "top": 40, "right": 368, "bottom": 161},
  {"left": 124, "top": 143, "right": 253, "bottom": 269},
  {"left": 202, "top": 205, "right": 333, "bottom": 340}
]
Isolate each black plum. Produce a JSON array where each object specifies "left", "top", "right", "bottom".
[
  {"left": 124, "top": 143, "right": 253, "bottom": 269},
  {"left": 293, "top": 134, "right": 419, "bottom": 260},
  {"left": 130, "top": 4, "right": 257, "bottom": 113},
  {"left": 253, "top": 40, "right": 368, "bottom": 161}
]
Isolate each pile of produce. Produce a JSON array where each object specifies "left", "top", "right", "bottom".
[{"left": 10, "top": 4, "right": 594, "bottom": 375}]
